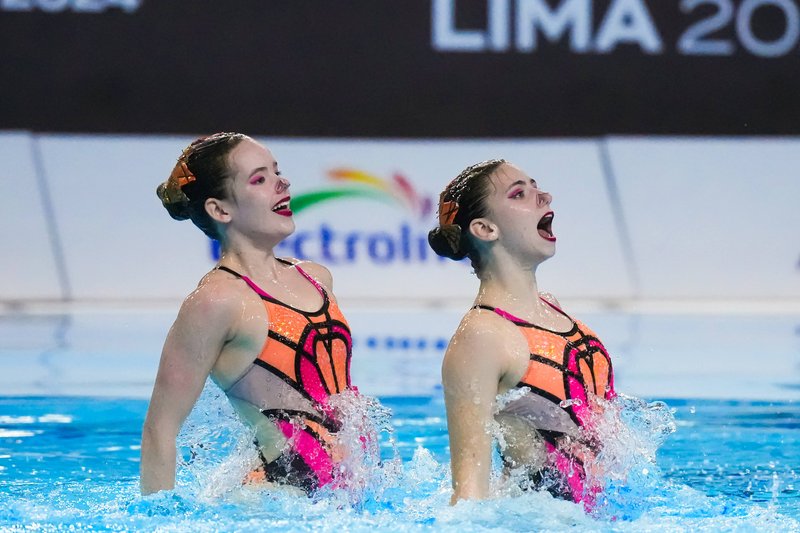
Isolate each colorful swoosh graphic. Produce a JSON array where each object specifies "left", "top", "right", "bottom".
[{"left": 291, "top": 168, "right": 432, "bottom": 219}]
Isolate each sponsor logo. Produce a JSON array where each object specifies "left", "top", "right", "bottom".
[
  {"left": 212, "top": 167, "right": 447, "bottom": 266},
  {"left": 291, "top": 168, "right": 433, "bottom": 220}
]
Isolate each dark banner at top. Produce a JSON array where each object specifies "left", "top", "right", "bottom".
[{"left": 1, "top": 0, "right": 798, "bottom": 137}]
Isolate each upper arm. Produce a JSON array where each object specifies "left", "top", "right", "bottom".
[
  {"left": 442, "top": 312, "right": 518, "bottom": 502},
  {"left": 144, "top": 284, "right": 241, "bottom": 437}
]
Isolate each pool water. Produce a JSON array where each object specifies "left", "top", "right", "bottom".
[{"left": 1, "top": 390, "right": 798, "bottom": 532}]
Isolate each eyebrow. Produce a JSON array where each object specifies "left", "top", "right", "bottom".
[
  {"left": 506, "top": 179, "right": 538, "bottom": 191},
  {"left": 248, "top": 163, "right": 278, "bottom": 178}
]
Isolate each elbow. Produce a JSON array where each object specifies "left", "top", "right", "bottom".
[
  {"left": 140, "top": 418, "right": 177, "bottom": 460},
  {"left": 141, "top": 411, "right": 180, "bottom": 445}
]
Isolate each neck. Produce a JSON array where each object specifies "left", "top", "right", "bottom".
[
  {"left": 475, "top": 251, "right": 550, "bottom": 322},
  {"left": 218, "top": 239, "right": 283, "bottom": 282}
]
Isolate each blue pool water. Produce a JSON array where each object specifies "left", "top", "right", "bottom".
[{"left": 1, "top": 388, "right": 798, "bottom": 532}]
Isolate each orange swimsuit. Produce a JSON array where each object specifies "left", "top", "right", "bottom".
[
  {"left": 218, "top": 261, "right": 352, "bottom": 493},
  {"left": 479, "top": 298, "right": 615, "bottom": 506}
]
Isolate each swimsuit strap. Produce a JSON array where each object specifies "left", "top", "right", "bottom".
[
  {"left": 216, "top": 262, "right": 326, "bottom": 302},
  {"left": 292, "top": 264, "right": 326, "bottom": 298},
  {"left": 473, "top": 297, "right": 558, "bottom": 324},
  {"left": 473, "top": 304, "right": 523, "bottom": 324},
  {"left": 217, "top": 265, "right": 273, "bottom": 298},
  {"left": 539, "top": 296, "right": 564, "bottom": 313},
  {"left": 473, "top": 298, "right": 575, "bottom": 333}
]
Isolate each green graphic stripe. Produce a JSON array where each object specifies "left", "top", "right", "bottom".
[{"left": 291, "top": 188, "right": 397, "bottom": 214}]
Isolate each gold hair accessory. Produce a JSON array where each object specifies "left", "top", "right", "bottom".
[
  {"left": 161, "top": 154, "right": 196, "bottom": 205},
  {"left": 438, "top": 191, "right": 459, "bottom": 226}
]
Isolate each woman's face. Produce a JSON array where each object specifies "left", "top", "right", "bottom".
[
  {"left": 223, "top": 138, "right": 296, "bottom": 241},
  {"left": 481, "top": 163, "right": 555, "bottom": 262}
]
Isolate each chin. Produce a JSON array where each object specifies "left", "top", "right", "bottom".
[
  {"left": 536, "top": 242, "right": 556, "bottom": 261},
  {"left": 280, "top": 220, "right": 296, "bottom": 239},
  {"left": 265, "top": 219, "right": 295, "bottom": 243}
]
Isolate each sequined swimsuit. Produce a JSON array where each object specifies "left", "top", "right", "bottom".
[
  {"left": 478, "top": 298, "right": 615, "bottom": 506},
  {"left": 217, "top": 260, "right": 353, "bottom": 493}
]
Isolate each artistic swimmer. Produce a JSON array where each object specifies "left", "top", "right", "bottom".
[
  {"left": 428, "top": 160, "right": 616, "bottom": 509},
  {"left": 140, "top": 133, "right": 357, "bottom": 495}
]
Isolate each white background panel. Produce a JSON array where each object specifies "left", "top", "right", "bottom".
[
  {"left": 5, "top": 134, "right": 800, "bottom": 303},
  {"left": 39, "top": 134, "right": 211, "bottom": 300},
  {"left": 34, "top": 135, "right": 631, "bottom": 304},
  {"left": 608, "top": 138, "right": 800, "bottom": 299},
  {"left": 0, "top": 132, "right": 62, "bottom": 300}
]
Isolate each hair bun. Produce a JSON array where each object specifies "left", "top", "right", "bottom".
[
  {"left": 428, "top": 224, "right": 467, "bottom": 260},
  {"left": 156, "top": 182, "right": 191, "bottom": 221}
]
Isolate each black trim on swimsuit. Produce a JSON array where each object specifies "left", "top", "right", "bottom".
[
  {"left": 476, "top": 303, "right": 594, "bottom": 427},
  {"left": 217, "top": 263, "right": 331, "bottom": 316},
  {"left": 217, "top": 262, "right": 353, "bottom": 492},
  {"left": 473, "top": 304, "right": 579, "bottom": 336},
  {"left": 261, "top": 408, "right": 341, "bottom": 434},
  {"left": 258, "top": 448, "right": 319, "bottom": 494},
  {"left": 219, "top": 263, "right": 351, "bottom": 400}
]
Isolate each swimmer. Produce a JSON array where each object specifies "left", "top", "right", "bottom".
[
  {"left": 428, "top": 160, "right": 615, "bottom": 508},
  {"left": 140, "top": 133, "right": 357, "bottom": 495}
]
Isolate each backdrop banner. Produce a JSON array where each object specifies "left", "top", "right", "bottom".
[
  {"left": 2, "top": 133, "right": 798, "bottom": 303},
  {"left": 2, "top": 1, "right": 799, "bottom": 137}
]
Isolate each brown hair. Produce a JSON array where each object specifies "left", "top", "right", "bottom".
[
  {"left": 428, "top": 159, "right": 506, "bottom": 274},
  {"left": 156, "top": 132, "right": 249, "bottom": 240}
]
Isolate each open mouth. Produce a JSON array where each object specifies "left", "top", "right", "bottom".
[
  {"left": 537, "top": 211, "right": 556, "bottom": 242},
  {"left": 272, "top": 196, "right": 292, "bottom": 217}
]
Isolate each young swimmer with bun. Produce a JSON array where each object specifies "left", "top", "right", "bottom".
[
  {"left": 141, "top": 133, "right": 359, "bottom": 495},
  {"left": 428, "top": 159, "right": 615, "bottom": 508}
]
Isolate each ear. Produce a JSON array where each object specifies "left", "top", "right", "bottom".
[
  {"left": 468, "top": 217, "right": 498, "bottom": 243},
  {"left": 204, "top": 198, "right": 232, "bottom": 224}
]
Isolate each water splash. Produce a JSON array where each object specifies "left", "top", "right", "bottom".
[
  {"left": 320, "top": 388, "right": 401, "bottom": 506},
  {"left": 175, "top": 383, "right": 258, "bottom": 500},
  {"left": 174, "top": 382, "right": 403, "bottom": 508},
  {"left": 2, "top": 395, "right": 800, "bottom": 531},
  {"left": 492, "top": 389, "right": 679, "bottom": 519},
  {"left": 587, "top": 393, "right": 678, "bottom": 519}
]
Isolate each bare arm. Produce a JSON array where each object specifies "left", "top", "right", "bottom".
[
  {"left": 442, "top": 312, "right": 515, "bottom": 504},
  {"left": 139, "top": 284, "right": 239, "bottom": 495}
]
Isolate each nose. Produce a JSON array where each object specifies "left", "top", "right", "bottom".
[
  {"left": 276, "top": 177, "right": 290, "bottom": 193},
  {"left": 537, "top": 189, "right": 552, "bottom": 207}
]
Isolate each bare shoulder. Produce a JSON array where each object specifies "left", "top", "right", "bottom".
[
  {"left": 289, "top": 259, "right": 334, "bottom": 291},
  {"left": 443, "top": 307, "right": 527, "bottom": 377},
  {"left": 177, "top": 269, "right": 251, "bottom": 327},
  {"left": 538, "top": 291, "right": 563, "bottom": 309},
  {"left": 448, "top": 308, "right": 511, "bottom": 349}
]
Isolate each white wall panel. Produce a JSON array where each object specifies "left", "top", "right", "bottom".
[
  {"left": 6, "top": 133, "right": 799, "bottom": 303},
  {"left": 35, "top": 135, "right": 631, "bottom": 303},
  {"left": 0, "top": 132, "right": 62, "bottom": 300},
  {"left": 39, "top": 134, "right": 210, "bottom": 300},
  {"left": 608, "top": 138, "right": 800, "bottom": 299}
]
